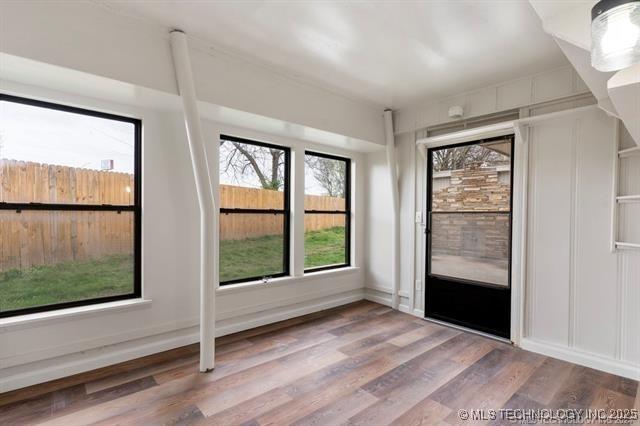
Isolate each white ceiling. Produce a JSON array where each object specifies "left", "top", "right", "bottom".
[{"left": 100, "top": 0, "right": 569, "bottom": 108}]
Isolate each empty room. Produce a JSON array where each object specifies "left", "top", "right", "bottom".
[{"left": 0, "top": 0, "right": 639, "bottom": 424}]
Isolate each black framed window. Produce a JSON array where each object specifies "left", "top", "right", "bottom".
[
  {"left": 0, "top": 94, "right": 142, "bottom": 318},
  {"left": 219, "top": 135, "right": 290, "bottom": 285},
  {"left": 304, "top": 151, "right": 351, "bottom": 272}
]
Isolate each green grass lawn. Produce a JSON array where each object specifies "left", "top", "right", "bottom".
[
  {"left": 219, "top": 226, "right": 345, "bottom": 281},
  {"left": 303, "top": 226, "right": 346, "bottom": 269},
  {"left": 0, "top": 227, "right": 346, "bottom": 312},
  {"left": 0, "top": 254, "right": 134, "bottom": 312}
]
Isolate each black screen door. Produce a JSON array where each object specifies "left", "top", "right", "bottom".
[{"left": 425, "top": 135, "right": 514, "bottom": 339}]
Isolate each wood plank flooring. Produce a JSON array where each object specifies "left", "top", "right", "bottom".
[{"left": 1, "top": 301, "right": 638, "bottom": 425}]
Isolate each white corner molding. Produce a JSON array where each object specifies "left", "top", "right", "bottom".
[{"left": 169, "top": 29, "right": 217, "bottom": 373}]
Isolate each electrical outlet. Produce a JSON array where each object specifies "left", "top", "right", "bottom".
[
  {"left": 415, "top": 279, "right": 422, "bottom": 291},
  {"left": 415, "top": 211, "right": 423, "bottom": 224}
]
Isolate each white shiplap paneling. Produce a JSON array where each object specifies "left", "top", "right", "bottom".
[
  {"left": 525, "top": 108, "right": 639, "bottom": 378},
  {"left": 527, "top": 119, "right": 573, "bottom": 346}
]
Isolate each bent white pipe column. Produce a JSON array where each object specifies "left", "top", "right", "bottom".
[
  {"left": 384, "top": 109, "right": 400, "bottom": 310},
  {"left": 169, "top": 30, "right": 217, "bottom": 372}
]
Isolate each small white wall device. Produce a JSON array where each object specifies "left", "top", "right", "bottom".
[{"left": 448, "top": 105, "right": 464, "bottom": 119}]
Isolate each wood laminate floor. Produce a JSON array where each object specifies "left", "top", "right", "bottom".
[{"left": 1, "top": 301, "right": 639, "bottom": 425}]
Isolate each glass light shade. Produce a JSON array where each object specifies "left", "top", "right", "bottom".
[{"left": 591, "top": 1, "right": 640, "bottom": 72}]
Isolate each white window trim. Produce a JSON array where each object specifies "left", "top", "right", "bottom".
[
  {"left": 216, "top": 266, "right": 360, "bottom": 295},
  {"left": 0, "top": 299, "right": 152, "bottom": 332}
]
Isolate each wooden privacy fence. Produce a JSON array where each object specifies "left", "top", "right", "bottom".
[
  {"left": 0, "top": 159, "right": 135, "bottom": 205},
  {"left": 219, "top": 184, "right": 346, "bottom": 240},
  {"left": 1, "top": 210, "right": 134, "bottom": 272},
  {"left": 0, "top": 160, "right": 135, "bottom": 272},
  {"left": 0, "top": 161, "right": 346, "bottom": 270}
]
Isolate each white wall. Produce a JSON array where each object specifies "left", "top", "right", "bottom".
[
  {"left": 0, "top": 81, "right": 367, "bottom": 392},
  {"left": 365, "top": 63, "right": 640, "bottom": 379},
  {"left": 367, "top": 66, "right": 598, "bottom": 314},
  {"left": 394, "top": 65, "right": 590, "bottom": 134},
  {"left": 521, "top": 108, "right": 640, "bottom": 380}
]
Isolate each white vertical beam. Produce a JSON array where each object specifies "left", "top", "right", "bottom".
[
  {"left": 169, "top": 29, "right": 217, "bottom": 372},
  {"left": 384, "top": 109, "right": 400, "bottom": 309},
  {"left": 512, "top": 122, "right": 529, "bottom": 346},
  {"left": 292, "top": 147, "right": 305, "bottom": 277}
]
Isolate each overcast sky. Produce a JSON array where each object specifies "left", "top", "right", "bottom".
[
  {"left": 0, "top": 100, "right": 135, "bottom": 174},
  {"left": 1, "top": 100, "right": 338, "bottom": 196}
]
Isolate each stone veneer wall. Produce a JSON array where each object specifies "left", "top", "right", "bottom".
[{"left": 431, "top": 164, "right": 511, "bottom": 261}]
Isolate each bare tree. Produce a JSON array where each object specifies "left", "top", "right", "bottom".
[
  {"left": 305, "top": 156, "right": 345, "bottom": 197},
  {"left": 220, "top": 140, "right": 284, "bottom": 190},
  {"left": 432, "top": 144, "right": 508, "bottom": 172},
  {"left": 219, "top": 140, "right": 347, "bottom": 197}
]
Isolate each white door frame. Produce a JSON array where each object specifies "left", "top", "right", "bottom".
[{"left": 416, "top": 120, "right": 529, "bottom": 345}]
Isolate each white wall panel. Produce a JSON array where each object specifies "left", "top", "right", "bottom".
[
  {"left": 364, "top": 149, "right": 392, "bottom": 292},
  {"left": 525, "top": 109, "right": 639, "bottom": 379},
  {"left": 619, "top": 156, "right": 640, "bottom": 196},
  {"left": 527, "top": 119, "right": 573, "bottom": 346},
  {"left": 532, "top": 67, "right": 573, "bottom": 103},
  {"left": 620, "top": 252, "right": 640, "bottom": 364},
  {"left": 572, "top": 111, "right": 617, "bottom": 357},
  {"left": 397, "top": 134, "right": 416, "bottom": 311},
  {"left": 396, "top": 66, "right": 590, "bottom": 134},
  {"left": 497, "top": 77, "right": 533, "bottom": 111}
]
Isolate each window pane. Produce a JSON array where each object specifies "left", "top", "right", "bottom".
[
  {"left": 431, "top": 139, "right": 511, "bottom": 212},
  {"left": 430, "top": 212, "right": 510, "bottom": 287},
  {"left": 219, "top": 213, "right": 285, "bottom": 282},
  {"left": 304, "top": 154, "right": 347, "bottom": 210},
  {"left": 219, "top": 138, "right": 286, "bottom": 209},
  {"left": 0, "top": 210, "right": 134, "bottom": 313},
  {"left": 304, "top": 214, "right": 347, "bottom": 269},
  {"left": 0, "top": 100, "right": 136, "bottom": 205}
]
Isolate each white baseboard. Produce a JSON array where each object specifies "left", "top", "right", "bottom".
[
  {"left": 398, "top": 303, "right": 413, "bottom": 315},
  {"left": 1, "top": 289, "right": 365, "bottom": 393},
  {"left": 365, "top": 285, "right": 393, "bottom": 294},
  {"left": 1, "top": 329, "right": 200, "bottom": 393},
  {"left": 520, "top": 338, "right": 640, "bottom": 381},
  {"left": 364, "top": 292, "right": 392, "bottom": 307},
  {"left": 216, "top": 290, "right": 365, "bottom": 336}
]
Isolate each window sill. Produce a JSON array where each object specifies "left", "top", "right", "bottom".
[
  {"left": 217, "top": 266, "right": 360, "bottom": 295},
  {"left": 0, "top": 299, "right": 152, "bottom": 332}
]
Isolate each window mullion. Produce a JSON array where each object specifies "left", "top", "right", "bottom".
[{"left": 292, "top": 148, "right": 305, "bottom": 277}]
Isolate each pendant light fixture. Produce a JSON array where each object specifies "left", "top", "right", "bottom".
[{"left": 591, "top": 0, "right": 640, "bottom": 72}]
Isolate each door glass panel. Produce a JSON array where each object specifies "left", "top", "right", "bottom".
[
  {"left": 431, "top": 212, "right": 510, "bottom": 286},
  {"left": 429, "top": 138, "right": 512, "bottom": 287}
]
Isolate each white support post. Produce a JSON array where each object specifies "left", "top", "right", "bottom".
[
  {"left": 169, "top": 29, "right": 217, "bottom": 372},
  {"left": 384, "top": 109, "right": 400, "bottom": 310}
]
